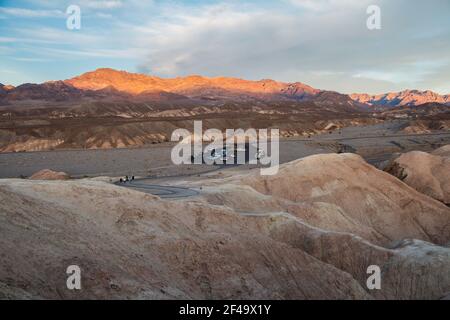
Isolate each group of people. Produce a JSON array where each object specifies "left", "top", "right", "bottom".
[{"left": 118, "top": 175, "right": 135, "bottom": 184}]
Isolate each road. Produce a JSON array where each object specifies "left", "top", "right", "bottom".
[
  {"left": 114, "top": 163, "right": 241, "bottom": 198},
  {"left": 1, "top": 121, "right": 450, "bottom": 199},
  {"left": 117, "top": 180, "right": 200, "bottom": 199},
  {"left": 113, "top": 127, "right": 450, "bottom": 198}
]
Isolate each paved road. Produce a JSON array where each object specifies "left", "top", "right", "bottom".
[
  {"left": 118, "top": 180, "right": 200, "bottom": 199},
  {"left": 114, "top": 131, "right": 450, "bottom": 198},
  {"left": 114, "top": 163, "right": 243, "bottom": 198},
  {"left": 1, "top": 126, "right": 449, "bottom": 179}
]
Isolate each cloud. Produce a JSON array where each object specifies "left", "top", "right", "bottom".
[
  {"left": 287, "top": 0, "right": 368, "bottom": 11},
  {"left": 1, "top": 69, "right": 19, "bottom": 74},
  {"left": 132, "top": 0, "right": 450, "bottom": 94},
  {"left": 1, "top": 0, "right": 450, "bottom": 94},
  {"left": 25, "top": 0, "right": 123, "bottom": 10},
  {"left": 12, "top": 57, "right": 50, "bottom": 62},
  {"left": 13, "top": 27, "right": 102, "bottom": 45},
  {"left": 135, "top": 4, "right": 300, "bottom": 75},
  {"left": 80, "top": 0, "right": 123, "bottom": 9},
  {"left": 96, "top": 12, "right": 113, "bottom": 19},
  {"left": 37, "top": 47, "right": 148, "bottom": 59},
  {"left": 135, "top": 3, "right": 368, "bottom": 79},
  {"left": 0, "top": 7, "right": 64, "bottom": 17}
]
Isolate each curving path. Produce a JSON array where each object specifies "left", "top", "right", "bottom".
[
  {"left": 116, "top": 180, "right": 199, "bottom": 199},
  {"left": 115, "top": 164, "right": 239, "bottom": 199}
]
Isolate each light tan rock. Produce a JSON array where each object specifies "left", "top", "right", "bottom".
[
  {"left": 236, "top": 153, "right": 450, "bottom": 245},
  {"left": 432, "top": 145, "right": 450, "bottom": 158},
  {"left": 29, "top": 169, "right": 70, "bottom": 180},
  {"left": 1, "top": 153, "right": 450, "bottom": 300},
  {"left": 385, "top": 151, "right": 450, "bottom": 205},
  {"left": 0, "top": 179, "right": 371, "bottom": 300}
]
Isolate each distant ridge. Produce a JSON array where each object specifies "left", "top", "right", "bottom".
[
  {"left": 1, "top": 68, "right": 449, "bottom": 107},
  {"left": 64, "top": 68, "right": 321, "bottom": 101},
  {"left": 351, "top": 90, "right": 450, "bottom": 107}
]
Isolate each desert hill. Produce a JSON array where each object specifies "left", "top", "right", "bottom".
[
  {"left": 385, "top": 147, "right": 450, "bottom": 205},
  {"left": 65, "top": 68, "right": 321, "bottom": 100},
  {"left": 197, "top": 153, "right": 450, "bottom": 246},
  {"left": 351, "top": 90, "right": 450, "bottom": 107},
  {"left": 1, "top": 153, "right": 449, "bottom": 299},
  {"left": 1, "top": 69, "right": 449, "bottom": 109},
  {"left": 0, "top": 69, "right": 448, "bottom": 153},
  {"left": 1, "top": 68, "right": 350, "bottom": 106},
  {"left": 2, "top": 68, "right": 449, "bottom": 107}
]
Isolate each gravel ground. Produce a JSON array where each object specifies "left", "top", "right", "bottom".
[{"left": 0, "top": 120, "right": 449, "bottom": 179}]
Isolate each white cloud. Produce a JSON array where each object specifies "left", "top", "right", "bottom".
[
  {"left": 0, "top": 7, "right": 64, "bottom": 17},
  {"left": 287, "top": 0, "right": 369, "bottom": 11},
  {"left": 96, "top": 12, "right": 113, "bottom": 19},
  {"left": 13, "top": 27, "right": 102, "bottom": 45},
  {"left": 129, "top": 1, "right": 450, "bottom": 94},
  {"left": 2, "top": 0, "right": 450, "bottom": 94},
  {"left": 80, "top": 0, "right": 123, "bottom": 9},
  {"left": 38, "top": 47, "right": 148, "bottom": 59},
  {"left": 12, "top": 57, "right": 50, "bottom": 62}
]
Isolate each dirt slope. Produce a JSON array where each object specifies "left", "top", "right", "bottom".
[
  {"left": 432, "top": 145, "right": 450, "bottom": 158},
  {"left": 29, "top": 169, "right": 70, "bottom": 180},
  {"left": 229, "top": 153, "right": 450, "bottom": 246},
  {"left": 0, "top": 179, "right": 369, "bottom": 300},
  {"left": 385, "top": 149, "right": 450, "bottom": 205},
  {"left": 1, "top": 154, "right": 450, "bottom": 299}
]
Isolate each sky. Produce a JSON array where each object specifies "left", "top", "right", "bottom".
[{"left": 0, "top": 0, "right": 449, "bottom": 94}]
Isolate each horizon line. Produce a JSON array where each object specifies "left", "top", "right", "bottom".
[{"left": 2, "top": 67, "right": 449, "bottom": 97}]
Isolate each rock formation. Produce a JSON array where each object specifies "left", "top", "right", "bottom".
[
  {"left": 29, "top": 169, "right": 70, "bottom": 180},
  {"left": 1, "top": 154, "right": 449, "bottom": 299},
  {"left": 385, "top": 148, "right": 450, "bottom": 205},
  {"left": 351, "top": 90, "right": 450, "bottom": 107}
]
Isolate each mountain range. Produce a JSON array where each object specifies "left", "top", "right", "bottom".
[
  {"left": 1, "top": 68, "right": 449, "bottom": 153},
  {"left": 351, "top": 91, "right": 450, "bottom": 107},
  {"left": 0, "top": 68, "right": 449, "bottom": 108}
]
